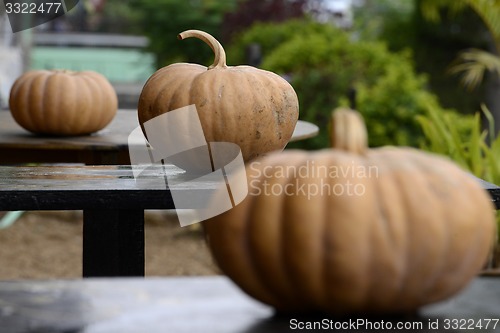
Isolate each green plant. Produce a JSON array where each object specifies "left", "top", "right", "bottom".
[
  {"left": 130, "top": 0, "right": 237, "bottom": 67},
  {"left": 417, "top": 104, "right": 500, "bottom": 184},
  {"left": 353, "top": 0, "right": 415, "bottom": 48},
  {"left": 417, "top": 104, "right": 500, "bottom": 242},
  {"left": 420, "top": 0, "right": 500, "bottom": 90},
  {"left": 230, "top": 19, "right": 451, "bottom": 149}
]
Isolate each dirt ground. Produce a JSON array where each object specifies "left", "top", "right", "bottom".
[
  {"left": 0, "top": 211, "right": 220, "bottom": 280},
  {"left": 5, "top": 211, "right": 497, "bottom": 280}
]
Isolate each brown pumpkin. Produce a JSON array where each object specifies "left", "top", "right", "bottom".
[
  {"left": 137, "top": 30, "right": 299, "bottom": 163},
  {"left": 203, "top": 107, "right": 496, "bottom": 315},
  {"left": 9, "top": 69, "right": 117, "bottom": 136}
]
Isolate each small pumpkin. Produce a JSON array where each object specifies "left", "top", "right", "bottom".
[
  {"left": 9, "top": 69, "right": 118, "bottom": 136},
  {"left": 137, "top": 30, "right": 299, "bottom": 163},
  {"left": 203, "top": 107, "right": 496, "bottom": 315}
]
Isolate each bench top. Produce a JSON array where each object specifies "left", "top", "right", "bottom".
[
  {"left": 0, "top": 165, "right": 499, "bottom": 211},
  {"left": 471, "top": 174, "right": 500, "bottom": 209},
  {"left": 0, "top": 165, "right": 184, "bottom": 210},
  {"left": 1, "top": 275, "right": 499, "bottom": 333}
]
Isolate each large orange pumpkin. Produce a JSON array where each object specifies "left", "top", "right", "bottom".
[
  {"left": 137, "top": 30, "right": 299, "bottom": 163},
  {"left": 203, "top": 108, "right": 496, "bottom": 315},
  {"left": 9, "top": 69, "right": 117, "bottom": 136}
]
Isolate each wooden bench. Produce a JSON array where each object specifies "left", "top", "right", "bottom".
[
  {"left": 0, "top": 165, "right": 195, "bottom": 277},
  {"left": 1, "top": 275, "right": 499, "bottom": 332}
]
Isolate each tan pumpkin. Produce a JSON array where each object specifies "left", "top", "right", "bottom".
[
  {"left": 137, "top": 30, "right": 299, "bottom": 163},
  {"left": 9, "top": 69, "right": 118, "bottom": 136},
  {"left": 203, "top": 107, "right": 496, "bottom": 315}
]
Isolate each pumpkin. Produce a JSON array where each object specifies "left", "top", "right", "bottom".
[
  {"left": 137, "top": 30, "right": 299, "bottom": 163},
  {"left": 9, "top": 69, "right": 118, "bottom": 136},
  {"left": 203, "top": 107, "right": 496, "bottom": 315}
]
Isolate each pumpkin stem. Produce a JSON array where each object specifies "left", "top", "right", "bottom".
[
  {"left": 178, "top": 30, "right": 227, "bottom": 70},
  {"left": 329, "top": 108, "right": 368, "bottom": 154}
]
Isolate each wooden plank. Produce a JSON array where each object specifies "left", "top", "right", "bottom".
[
  {"left": 0, "top": 165, "right": 208, "bottom": 210},
  {"left": 0, "top": 111, "right": 317, "bottom": 149},
  {"left": 0, "top": 276, "right": 499, "bottom": 332},
  {"left": 0, "top": 111, "right": 317, "bottom": 146},
  {"left": 0, "top": 147, "right": 131, "bottom": 164},
  {"left": 0, "top": 165, "right": 498, "bottom": 211},
  {"left": 0, "top": 110, "right": 319, "bottom": 164},
  {"left": 0, "top": 109, "right": 138, "bottom": 150},
  {"left": 471, "top": 175, "right": 500, "bottom": 209}
]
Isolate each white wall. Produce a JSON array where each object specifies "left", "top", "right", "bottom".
[{"left": 0, "top": 13, "right": 25, "bottom": 108}]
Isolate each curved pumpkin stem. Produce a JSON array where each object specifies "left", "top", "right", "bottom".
[
  {"left": 329, "top": 107, "right": 368, "bottom": 155},
  {"left": 178, "top": 30, "right": 227, "bottom": 70}
]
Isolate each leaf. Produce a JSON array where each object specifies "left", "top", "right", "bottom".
[
  {"left": 448, "top": 49, "right": 500, "bottom": 90},
  {"left": 467, "top": 0, "right": 500, "bottom": 42},
  {"left": 481, "top": 140, "right": 500, "bottom": 182},
  {"left": 481, "top": 103, "right": 496, "bottom": 144},
  {"left": 468, "top": 113, "right": 485, "bottom": 175},
  {"left": 446, "top": 112, "right": 470, "bottom": 168},
  {"left": 421, "top": 0, "right": 500, "bottom": 89}
]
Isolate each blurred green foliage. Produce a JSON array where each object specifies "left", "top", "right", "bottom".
[
  {"left": 411, "top": 1, "right": 489, "bottom": 114},
  {"left": 353, "top": 0, "right": 415, "bottom": 46},
  {"left": 418, "top": 0, "right": 500, "bottom": 90},
  {"left": 417, "top": 104, "right": 500, "bottom": 240},
  {"left": 130, "top": 0, "right": 236, "bottom": 67},
  {"left": 418, "top": 104, "right": 500, "bottom": 185},
  {"left": 350, "top": 0, "right": 488, "bottom": 115},
  {"left": 94, "top": 1, "right": 143, "bottom": 34},
  {"left": 229, "top": 19, "right": 451, "bottom": 149}
]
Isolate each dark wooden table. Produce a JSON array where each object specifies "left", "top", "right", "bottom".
[
  {"left": 0, "top": 165, "right": 499, "bottom": 279},
  {"left": 0, "top": 110, "right": 319, "bottom": 165},
  {"left": 0, "top": 110, "right": 137, "bottom": 164},
  {"left": 1, "top": 276, "right": 499, "bottom": 333},
  {"left": 0, "top": 165, "right": 194, "bottom": 278}
]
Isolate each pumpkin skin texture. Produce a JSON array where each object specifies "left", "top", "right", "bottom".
[
  {"left": 9, "top": 70, "right": 118, "bottom": 136},
  {"left": 137, "top": 30, "right": 299, "bottom": 163},
  {"left": 203, "top": 108, "right": 496, "bottom": 315}
]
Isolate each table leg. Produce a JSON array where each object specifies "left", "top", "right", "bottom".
[
  {"left": 83, "top": 150, "right": 131, "bottom": 165},
  {"left": 83, "top": 209, "right": 145, "bottom": 277}
]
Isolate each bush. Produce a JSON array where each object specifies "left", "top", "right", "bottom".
[
  {"left": 130, "top": 0, "right": 235, "bottom": 67},
  {"left": 417, "top": 104, "right": 500, "bottom": 243},
  {"left": 417, "top": 104, "right": 500, "bottom": 185},
  {"left": 229, "top": 19, "right": 453, "bottom": 149}
]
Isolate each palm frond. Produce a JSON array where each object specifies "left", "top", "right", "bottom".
[
  {"left": 467, "top": 0, "right": 500, "bottom": 43},
  {"left": 448, "top": 48, "right": 500, "bottom": 89}
]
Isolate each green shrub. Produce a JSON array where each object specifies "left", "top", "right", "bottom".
[
  {"left": 229, "top": 19, "right": 451, "bottom": 149},
  {"left": 417, "top": 104, "right": 500, "bottom": 185},
  {"left": 417, "top": 104, "right": 500, "bottom": 242},
  {"left": 130, "top": 0, "right": 235, "bottom": 67}
]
